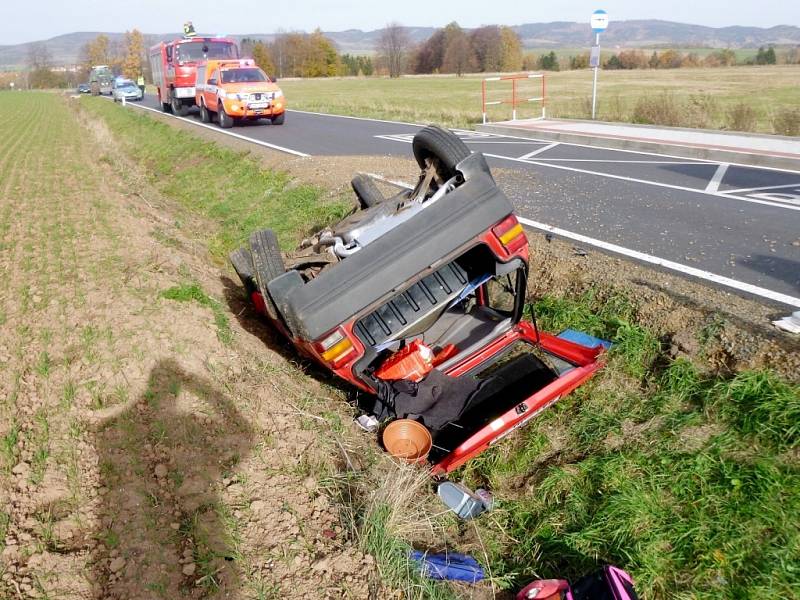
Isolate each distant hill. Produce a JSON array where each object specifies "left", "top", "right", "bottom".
[{"left": 2, "top": 20, "right": 799, "bottom": 68}]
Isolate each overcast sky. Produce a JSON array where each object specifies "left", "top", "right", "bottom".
[{"left": 3, "top": 0, "right": 799, "bottom": 45}]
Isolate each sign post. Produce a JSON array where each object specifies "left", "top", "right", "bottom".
[{"left": 590, "top": 9, "right": 609, "bottom": 120}]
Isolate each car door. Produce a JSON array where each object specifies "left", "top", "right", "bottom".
[{"left": 206, "top": 69, "right": 219, "bottom": 110}]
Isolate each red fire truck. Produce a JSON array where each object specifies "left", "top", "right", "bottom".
[{"left": 149, "top": 37, "right": 239, "bottom": 116}]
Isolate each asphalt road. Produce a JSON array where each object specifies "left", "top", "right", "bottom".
[{"left": 134, "top": 95, "right": 800, "bottom": 307}]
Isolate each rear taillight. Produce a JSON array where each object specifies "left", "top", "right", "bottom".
[
  {"left": 314, "top": 327, "right": 356, "bottom": 367},
  {"left": 492, "top": 215, "right": 527, "bottom": 253}
]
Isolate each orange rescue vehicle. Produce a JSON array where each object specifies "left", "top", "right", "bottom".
[{"left": 195, "top": 59, "right": 286, "bottom": 128}]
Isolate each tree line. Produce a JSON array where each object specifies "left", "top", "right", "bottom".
[{"left": 9, "top": 25, "right": 800, "bottom": 90}]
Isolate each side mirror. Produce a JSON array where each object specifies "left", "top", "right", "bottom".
[
  {"left": 437, "top": 482, "right": 492, "bottom": 520},
  {"left": 272, "top": 77, "right": 278, "bottom": 83},
  {"left": 207, "top": 78, "right": 217, "bottom": 86}
]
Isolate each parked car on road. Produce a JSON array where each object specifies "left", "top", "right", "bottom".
[
  {"left": 77, "top": 83, "right": 91, "bottom": 94},
  {"left": 231, "top": 126, "right": 608, "bottom": 474},
  {"left": 195, "top": 59, "right": 285, "bottom": 128},
  {"left": 112, "top": 80, "right": 143, "bottom": 102}
]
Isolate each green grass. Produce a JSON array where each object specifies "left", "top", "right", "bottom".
[
  {"left": 280, "top": 65, "right": 800, "bottom": 134},
  {"left": 85, "top": 94, "right": 799, "bottom": 598},
  {"left": 160, "top": 282, "right": 233, "bottom": 345},
  {"left": 80, "top": 97, "right": 350, "bottom": 258},
  {"left": 459, "top": 293, "right": 800, "bottom": 598}
]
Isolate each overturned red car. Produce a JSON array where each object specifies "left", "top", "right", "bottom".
[{"left": 231, "top": 126, "right": 608, "bottom": 474}]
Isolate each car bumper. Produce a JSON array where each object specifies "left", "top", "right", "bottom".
[{"left": 222, "top": 99, "right": 285, "bottom": 118}]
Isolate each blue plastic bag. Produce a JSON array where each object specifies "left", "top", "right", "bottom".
[{"left": 410, "top": 551, "right": 485, "bottom": 583}]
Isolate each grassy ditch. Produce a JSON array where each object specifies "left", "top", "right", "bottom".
[
  {"left": 81, "top": 97, "right": 350, "bottom": 259},
  {"left": 84, "top": 97, "right": 799, "bottom": 599}
]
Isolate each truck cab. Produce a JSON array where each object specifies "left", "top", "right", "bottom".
[
  {"left": 149, "top": 37, "right": 239, "bottom": 116},
  {"left": 195, "top": 59, "right": 286, "bottom": 128}
]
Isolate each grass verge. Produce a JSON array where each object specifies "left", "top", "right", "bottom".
[
  {"left": 280, "top": 65, "right": 800, "bottom": 134},
  {"left": 80, "top": 97, "right": 350, "bottom": 259},
  {"left": 460, "top": 291, "right": 799, "bottom": 598},
  {"left": 160, "top": 282, "right": 233, "bottom": 345}
]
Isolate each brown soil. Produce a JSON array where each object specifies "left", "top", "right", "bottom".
[{"left": 0, "top": 97, "right": 379, "bottom": 599}]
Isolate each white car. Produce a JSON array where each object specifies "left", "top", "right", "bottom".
[{"left": 112, "top": 80, "right": 143, "bottom": 102}]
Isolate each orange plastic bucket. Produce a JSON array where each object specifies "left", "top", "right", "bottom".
[{"left": 382, "top": 419, "right": 433, "bottom": 463}]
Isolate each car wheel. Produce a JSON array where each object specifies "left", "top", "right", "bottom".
[
  {"left": 350, "top": 174, "right": 384, "bottom": 209},
  {"left": 412, "top": 125, "right": 471, "bottom": 181},
  {"left": 200, "top": 104, "right": 211, "bottom": 123},
  {"left": 249, "top": 229, "right": 285, "bottom": 320},
  {"left": 229, "top": 246, "right": 256, "bottom": 293},
  {"left": 271, "top": 113, "right": 285, "bottom": 125},
  {"left": 171, "top": 95, "right": 188, "bottom": 117},
  {"left": 219, "top": 104, "right": 234, "bottom": 129}
]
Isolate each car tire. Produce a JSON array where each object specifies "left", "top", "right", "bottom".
[
  {"left": 351, "top": 174, "right": 384, "bottom": 209},
  {"left": 171, "top": 95, "right": 188, "bottom": 117},
  {"left": 249, "top": 229, "right": 285, "bottom": 320},
  {"left": 412, "top": 125, "right": 471, "bottom": 181},
  {"left": 229, "top": 246, "right": 256, "bottom": 293},
  {"left": 200, "top": 104, "right": 211, "bottom": 123},
  {"left": 271, "top": 113, "right": 285, "bottom": 125},
  {"left": 219, "top": 104, "right": 234, "bottom": 129}
]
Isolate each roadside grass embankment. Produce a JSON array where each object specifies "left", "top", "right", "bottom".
[
  {"left": 280, "top": 65, "right": 800, "bottom": 135},
  {"left": 82, "top": 95, "right": 800, "bottom": 599},
  {"left": 79, "top": 94, "right": 458, "bottom": 600},
  {"left": 82, "top": 96, "right": 351, "bottom": 260},
  {"left": 460, "top": 291, "right": 799, "bottom": 598}
]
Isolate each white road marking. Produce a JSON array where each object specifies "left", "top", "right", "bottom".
[
  {"left": 705, "top": 163, "right": 730, "bottom": 193},
  {"left": 479, "top": 128, "right": 800, "bottom": 176},
  {"left": 374, "top": 132, "right": 800, "bottom": 211},
  {"left": 532, "top": 159, "right": 710, "bottom": 165},
  {"left": 368, "top": 174, "right": 800, "bottom": 308},
  {"left": 517, "top": 143, "right": 559, "bottom": 160},
  {"left": 125, "top": 101, "right": 310, "bottom": 157},
  {"left": 362, "top": 172, "right": 415, "bottom": 190},
  {"left": 483, "top": 152, "right": 800, "bottom": 212},
  {"left": 722, "top": 182, "right": 800, "bottom": 194},
  {"left": 516, "top": 217, "right": 800, "bottom": 309}
]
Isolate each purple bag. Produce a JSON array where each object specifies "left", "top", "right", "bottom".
[
  {"left": 572, "top": 566, "right": 639, "bottom": 600},
  {"left": 517, "top": 565, "right": 638, "bottom": 600}
]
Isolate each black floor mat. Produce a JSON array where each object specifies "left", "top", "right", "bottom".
[{"left": 429, "top": 352, "right": 556, "bottom": 461}]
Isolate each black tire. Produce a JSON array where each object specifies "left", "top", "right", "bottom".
[
  {"left": 249, "top": 229, "right": 285, "bottom": 320},
  {"left": 200, "top": 103, "right": 211, "bottom": 123},
  {"left": 351, "top": 174, "right": 384, "bottom": 209},
  {"left": 230, "top": 247, "right": 256, "bottom": 293},
  {"left": 161, "top": 98, "right": 171, "bottom": 113},
  {"left": 412, "top": 125, "right": 471, "bottom": 180},
  {"left": 271, "top": 112, "right": 285, "bottom": 125},
  {"left": 219, "top": 103, "right": 234, "bottom": 129},
  {"left": 171, "top": 95, "right": 188, "bottom": 117}
]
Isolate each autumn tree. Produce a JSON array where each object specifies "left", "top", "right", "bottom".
[
  {"left": 442, "top": 22, "right": 475, "bottom": 76},
  {"left": 470, "top": 26, "right": 504, "bottom": 72},
  {"left": 412, "top": 29, "right": 445, "bottom": 73},
  {"left": 121, "top": 29, "right": 144, "bottom": 79},
  {"left": 378, "top": 22, "right": 409, "bottom": 77},
  {"left": 81, "top": 34, "right": 111, "bottom": 74},
  {"left": 499, "top": 27, "right": 522, "bottom": 71},
  {"left": 570, "top": 53, "right": 590, "bottom": 69},
  {"left": 251, "top": 42, "right": 276, "bottom": 76}
]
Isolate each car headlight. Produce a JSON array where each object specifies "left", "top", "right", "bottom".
[{"left": 227, "top": 92, "right": 247, "bottom": 100}]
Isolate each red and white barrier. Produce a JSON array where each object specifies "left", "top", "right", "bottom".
[{"left": 482, "top": 73, "right": 546, "bottom": 124}]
